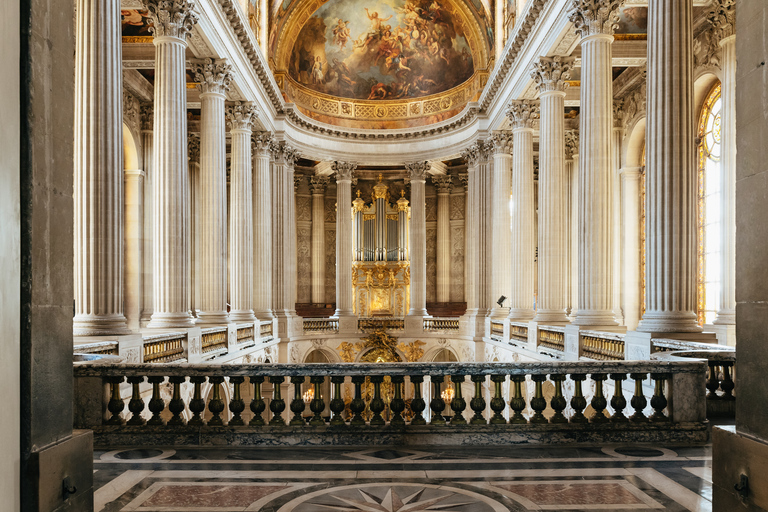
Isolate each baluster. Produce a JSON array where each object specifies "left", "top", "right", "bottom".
[
  {"left": 147, "top": 376, "right": 166, "bottom": 426},
  {"left": 706, "top": 362, "right": 720, "bottom": 399},
  {"left": 569, "top": 374, "right": 588, "bottom": 424},
  {"left": 126, "top": 376, "right": 146, "bottom": 426},
  {"left": 229, "top": 376, "right": 246, "bottom": 426},
  {"left": 410, "top": 376, "right": 426, "bottom": 425},
  {"left": 508, "top": 375, "right": 527, "bottom": 424},
  {"left": 289, "top": 376, "right": 306, "bottom": 426},
  {"left": 329, "top": 376, "right": 346, "bottom": 426},
  {"left": 350, "top": 376, "right": 366, "bottom": 426},
  {"left": 106, "top": 376, "right": 125, "bottom": 425},
  {"left": 610, "top": 373, "right": 628, "bottom": 423},
  {"left": 629, "top": 373, "right": 648, "bottom": 422},
  {"left": 309, "top": 376, "right": 326, "bottom": 426},
  {"left": 389, "top": 376, "right": 406, "bottom": 426},
  {"left": 469, "top": 375, "right": 487, "bottom": 425},
  {"left": 650, "top": 373, "right": 669, "bottom": 422},
  {"left": 529, "top": 375, "right": 547, "bottom": 424},
  {"left": 721, "top": 362, "right": 735, "bottom": 400},
  {"left": 490, "top": 375, "right": 508, "bottom": 424},
  {"left": 207, "top": 376, "right": 226, "bottom": 426},
  {"left": 188, "top": 376, "right": 207, "bottom": 426},
  {"left": 168, "top": 376, "right": 187, "bottom": 426},
  {"left": 249, "top": 376, "right": 266, "bottom": 426},
  {"left": 269, "top": 376, "right": 286, "bottom": 426},
  {"left": 369, "top": 376, "right": 386, "bottom": 426},
  {"left": 589, "top": 373, "right": 609, "bottom": 423},
  {"left": 429, "top": 375, "right": 446, "bottom": 425},
  {"left": 549, "top": 374, "right": 567, "bottom": 424},
  {"left": 450, "top": 375, "right": 467, "bottom": 425}
]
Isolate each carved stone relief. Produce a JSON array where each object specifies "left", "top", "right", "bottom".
[
  {"left": 450, "top": 194, "right": 465, "bottom": 220},
  {"left": 296, "top": 196, "right": 311, "bottom": 221},
  {"left": 297, "top": 227, "right": 312, "bottom": 302},
  {"left": 324, "top": 197, "right": 337, "bottom": 222},
  {"left": 425, "top": 196, "right": 437, "bottom": 222}
]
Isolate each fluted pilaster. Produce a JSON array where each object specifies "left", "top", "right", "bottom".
[
  {"left": 271, "top": 142, "right": 299, "bottom": 318},
  {"left": 532, "top": 56, "right": 573, "bottom": 323},
  {"left": 568, "top": 0, "right": 621, "bottom": 327},
  {"left": 565, "top": 130, "right": 579, "bottom": 316},
  {"left": 310, "top": 175, "right": 329, "bottom": 303},
  {"left": 433, "top": 175, "right": 453, "bottom": 303},
  {"left": 638, "top": 0, "right": 700, "bottom": 332},
  {"left": 146, "top": 0, "right": 198, "bottom": 328},
  {"left": 621, "top": 167, "right": 642, "bottom": 330},
  {"left": 252, "top": 133, "right": 273, "bottom": 319},
  {"left": 140, "top": 105, "right": 154, "bottom": 325},
  {"left": 507, "top": 101, "right": 539, "bottom": 320},
  {"left": 188, "top": 134, "right": 200, "bottom": 316},
  {"left": 227, "top": 102, "right": 257, "bottom": 322},
  {"left": 612, "top": 100, "right": 624, "bottom": 325},
  {"left": 333, "top": 162, "right": 357, "bottom": 317},
  {"left": 490, "top": 133, "right": 513, "bottom": 318},
  {"left": 407, "top": 162, "right": 430, "bottom": 317}
]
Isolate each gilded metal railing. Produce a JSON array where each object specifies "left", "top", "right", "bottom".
[
  {"left": 423, "top": 318, "right": 460, "bottom": 332},
  {"left": 538, "top": 327, "right": 565, "bottom": 352},
  {"left": 358, "top": 317, "right": 405, "bottom": 332},
  {"left": 581, "top": 331, "right": 625, "bottom": 361},
  {"left": 201, "top": 327, "right": 228, "bottom": 354},
  {"left": 509, "top": 323, "right": 528, "bottom": 345},
  {"left": 259, "top": 321, "right": 273, "bottom": 341},
  {"left": 303, "top": 318, "right": 339, "bottom": 333},
  {"left": 143, "top": 333, "right": 186, "bottom": 364},
  {"left": 236, "top": 324, "right": 255, "bottom": 347},
  {"left": 490, "top": 321, "right": 504, "bottom": 339}
]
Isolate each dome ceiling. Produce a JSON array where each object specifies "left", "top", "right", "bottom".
[{"left": 272, "top": 0, "right": 493, "bottom": 129}]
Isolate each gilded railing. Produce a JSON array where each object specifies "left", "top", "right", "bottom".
[
  {"left": 581, "top": 331, "right": 625, "bottom": 361},
  {"left": 259, "top": 321, "right": 274, "bottom": 341},
  {"left": 490, "top": 321, "right": 504, "bottom": 340},
  {"left": 509, "top": 323, "right": 528, "bottom": 345},
  {"left": 423, "top": 318, "right": 460, "bottom": 332},
  {"left": 201, "top": 327, "right": 228, "bottom": 354},
  {"left": 358, "top": 317, "right": 405, "bottom": 332},
  {"left": 303, "top": 318, "right": 339, "bottom": 333},
  {"left": 538, "top": 327, "right": 565, "bottom": 352},
  {"left": 74, "top": 341, "right": 119, "bottom": 356},
  {"left": 143, "top": 333, "right": 186, "bottom": 364},
  {"left": 236, "top": 324, "right": 255, "bottom": 347}
]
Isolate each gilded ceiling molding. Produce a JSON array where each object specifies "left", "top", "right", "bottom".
[
  {"left": 143, "top": 0, "right": 199, "bottom": 39},
  {"left": 567, "top": 0, "right": 624, "bottom": 37},
  {"left": 506, "top": 100, "right": 540, "bottom": 130},
  {"left": 194, "top": 58, "right": 233, "bottom": 95},
  {"left": 332, "top": 161, "right": 358, "bottom": 181},
  {"left": 226, "top": 102, "right": 258, "bottom": 131},
  {"left": 531, "top": 56, "right": 574, "bottom": 94}
]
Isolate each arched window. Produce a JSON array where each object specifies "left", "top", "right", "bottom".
[{"left": 697, "top": 81, "right": 722, "bottom": 326}]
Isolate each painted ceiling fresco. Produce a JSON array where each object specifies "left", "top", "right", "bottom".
[
  {"left": 287, "top": 0, "right": 478, "bottom": 101},
  {"left": 614, "top": 6, "right": 647, "bottom": 34},
  {"left": 121, "top": 9, "right": 153, "bottom": 37}
]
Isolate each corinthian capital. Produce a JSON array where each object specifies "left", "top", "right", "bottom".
[
  {"left": 251, "top": 132, "right": 273, "bottom": 156},
  {"left": 707, "top": 0, "right": 735, "bottom": 44},
  {"left": 461, "top": 140, "right": 492, "bottom": 166},
  {"left": 188, "top": 133, "right": 200, "bottom": 163},
  {"left": 270, "top": 141, "right": 299, "bottom": 166},
  {"left": 144, "top": 0, "right": 198, "bottom": 39},
  {"left": 332, "top": 161, "right": 358, "bottom": 181},
  {"left": 310, "top": 175, "right": 330, "bottom": 194},
  {"left": 406, "top": 161, "right": 430, "bottom": 181},
  {"left": 140, "top": 104, "right": 154, "bottom": 131},
  {"left": 226, "top": 102, "right": 257, "bottom": 131},
  {"left": 194, "top": 58, "right": 232, "bottom": 95},
  {"left": 506, "top": 101, "right": 540, "bottom": 130},
  {"left": 564, "top": 130, "right": 580, "bottom": 159},
  {"left": 432, "top": 175, "right": 453, "bottom": 193},
  {"left": 531, "top": 56, "right": 574, "bottom": 94},
  {"left": 568, "top": 0, "right": 623, "bottom": 38},
  {"left": 490, "top": 132, "right": 513, "bottom": 155}
]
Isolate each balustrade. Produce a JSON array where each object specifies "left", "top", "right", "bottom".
[
  {"left": 259, "top": 321, "right": 274, "bottom": 341},
  {"left": 538, "top": 327, "right": 565, "bottom": 352},
  {"left": 509, "top": 322, "right": 528, "bottom": 346},
  {"left": 358, "top": 317, "right": 405, "bottom": 332},
  {"left": 490, "top": 321, "right": 504, "bottom": 341},
  {"left": 423, "top": 317, "right": 460, "bottom": 332},
  {"left": 74, "top": 341, "right": 119, "bottom": 356},
  {"left": 143, "top": 334, "right": 186, "bottom": 364},
  {"left": 303, "top": 318, "right": 340, "bottom": 333},
  {"left": 236, "top": 324, "right": 255, "bottom": 347},
  {"left": 201, "top": 327, "right": 228, "bottom": 354},
  {"left": 581, "top": 331, "right": 625, "bottom": 361}
]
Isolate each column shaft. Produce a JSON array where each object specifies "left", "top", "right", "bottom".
[
  {"left": 252, "top": 134, "right": 273, "bottom": 319},
  {"left": 490, "top": 138, "right": 512, "bottom": 318},
  {"left": 407, "top": 162, "right": 429, "bottom": 316},
  {"left": 140, "top": 121, "right": 154, "bottom": 325},
  {"left": 612, "top": 119, "right": 624, "bottom": 324},
  {"left": 334, "top": 162, "right": 357, "bottom": 316},
  {"left": 434, "top": 176, "right": 453, "bottom": 303},
  {"left": 621, "top": 167, "right": 642, "bottom": 330},
  {"left": 310, "top": 177, "right": 328, "bottom": 303},
  {"left": 124, "top": 170, "right": 144, "bottom": 331},
  {"left": 510, "top": 127, "right": 536, "bottom": 319}
]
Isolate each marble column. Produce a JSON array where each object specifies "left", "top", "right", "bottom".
[
  {"left": 612, "top": 101, "right": 624, "bottom": 325},
  {"left": 194, "top": 58, "right": 232, "bottom": 325},
  {"left": 568, "top": 0, "right": 621, "bottom": 327},
  {"left": 490, "top": 134, "right": 513, "bottom": 318},
  {"left": 565, "top": 130, "right": 579, "bottom": 316},
  {"left": 532, "top": 56, "right": 573, "bottom": 323},
  {"left": 188, "top": 134, "right": 200, "bottom": 316},
  {"left": 621, "top": 167, "right": 643, "bottom": 330},
  {"left": 637, "top": 0, "right": 701, "bottom": 333},
  {"left": 709, "top": 0, "right": 736, "bottom": 326},
  {"left": 146, "top": 0, "right": 197, "bottom": 328},
  {"left": 310, "top": 176, "right": 329, "bottom": 304},
  {"left": 73, "top": 0, "right": 129, "bottom": 335},
  {"left": 140, "top": 105, "right": 154, "bottom": 325},
  {"left": 461, "top": 146, "right": 480, "bottom": 316},
  {"left": 227, "top": 102, "right": 257, "bottom": 322},
  {"left": 507, "top": 101, "right": 539, "bottom": 321},
  {"left": 433, "top": 175, "right": 453, "bottom": 303},
  {"left": 124, "top": 168, "right": 144, "bottom": 332},
  {"left": 271, "top": 142, "right": 299, "bottom": 321},
  {"left": 252, "top": 132, "right": 273, "bottom": 320},
  {"left": 333, "top": 161, "right": 357, "bottom": 317},
  {"left": 407, "top": 162, "right": 430, "bottom": 317}
]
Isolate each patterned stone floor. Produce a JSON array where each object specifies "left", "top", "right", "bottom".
[{"left": 93, "top": 444, "right": 712, "bottom": 511}]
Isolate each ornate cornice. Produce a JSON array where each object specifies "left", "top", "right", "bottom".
[
  {"left": 531, "top": 56, "right": 574, "bottom": 94},
  {"left": 506, "top": 101, "right": 540, "bottom": 130},
  {"left": 140, "top": 104, "right": 154, "bottom": 132},
  {"left": 144, "top": 0, "right": 198, "bottom": 40},
  {"left": 226, "top": 102, "right": 257, "bottom": 131},
  {"left": 490, "top": 132, "right": 514, "bottom": 155},
  {"left": 564, "top": 130, "right": 579, "bottom": 159},
  {"left": 432, "top": 175, "right": 453, "bottom": 193},
  {"left": 194, "top": 58, "right": 232, "bottom": 95},
  {"left": 293, "top": 175, "right": 304, "bottom": 191},
  {"left": 332, "top": 161, "right": 358, "bottom": 181},
  {"left": 310, "top": 175, "right": 330, "bottom": 194},
  {"left": 251, "top": 132, "right": 273, "bottom": 156},
  {"left": 567, "top": 0, "right": 624, "bottom": 38},
  {"left": 707, "top": 0, "right": 735, "bottom": 45},
  {"left": 406, "top": 162, "right": 430, "bottom": 182},
  {"left": 188, "top": 133, "right": 200, "bottom": 163}
]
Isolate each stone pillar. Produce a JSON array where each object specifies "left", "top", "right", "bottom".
[
  {"left": 252, "top": 133, "right": 273, "bottom": 320},
  {"left": 565, "top": 130, "right": 579, "bottom": 316},
  {"left": 140, "top": 105, "right": 154, "bottom": 326},
  {"left": 124, "top": 169, "right": 144, "bottom": 332},
  {"left": 433, "top": 175, "right": 453, "bottom": 303},
  {"left": 333, "top": 161, "right": 357, "bottom": 318},
  {"left": 73, "top": 0, "right": 129, "bottom": 335},
  {"left": 709, "top": 0, "right": 736, "bottom": 326},
  {"left": 621, "top": 167, "right": 643, "bottom": 330},
  {"left": 490, "top": 134, "right": 513, "bottom": 318},
  {"left": 532, "top": 56, "right": 573, "bottom": 324},
  {"left": 507, "top": 101, "right": 539, "bottom": 321},
  {"left": 146, "top": 0, "right": 197, "bottom": 328},
  {"left": 271, "top": 142, "right": 299, "bottom": 326},
  {"left": 194, "top": 58, "right": 232, "bottom": 325},
  {"left": 612, "top": 101, "right": 624, "bottom": 325},
  {"left": 407, "top": 162, "right": 430, "bottom": 317},
  {"left": 227, "top": 102, "right": 257, "bottom": 322},
  {"left": 461, "top": 146, "right": 480, "bottom": 316},
  {"left": 568, "top": 0, "right": 621, "bottom": 327},
  {"left": 637, "top": 0, "right": 701, "bottom": 333},
  {"left": 310, "top": 175, "right": 329, "bottom": 303},
  {"left": 188, "top": 134, "right": 200, "bottom": 316}
]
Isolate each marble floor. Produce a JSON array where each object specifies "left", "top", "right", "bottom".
[{"left": 93, "top": 443, "right": 712, "bottom": 511}]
